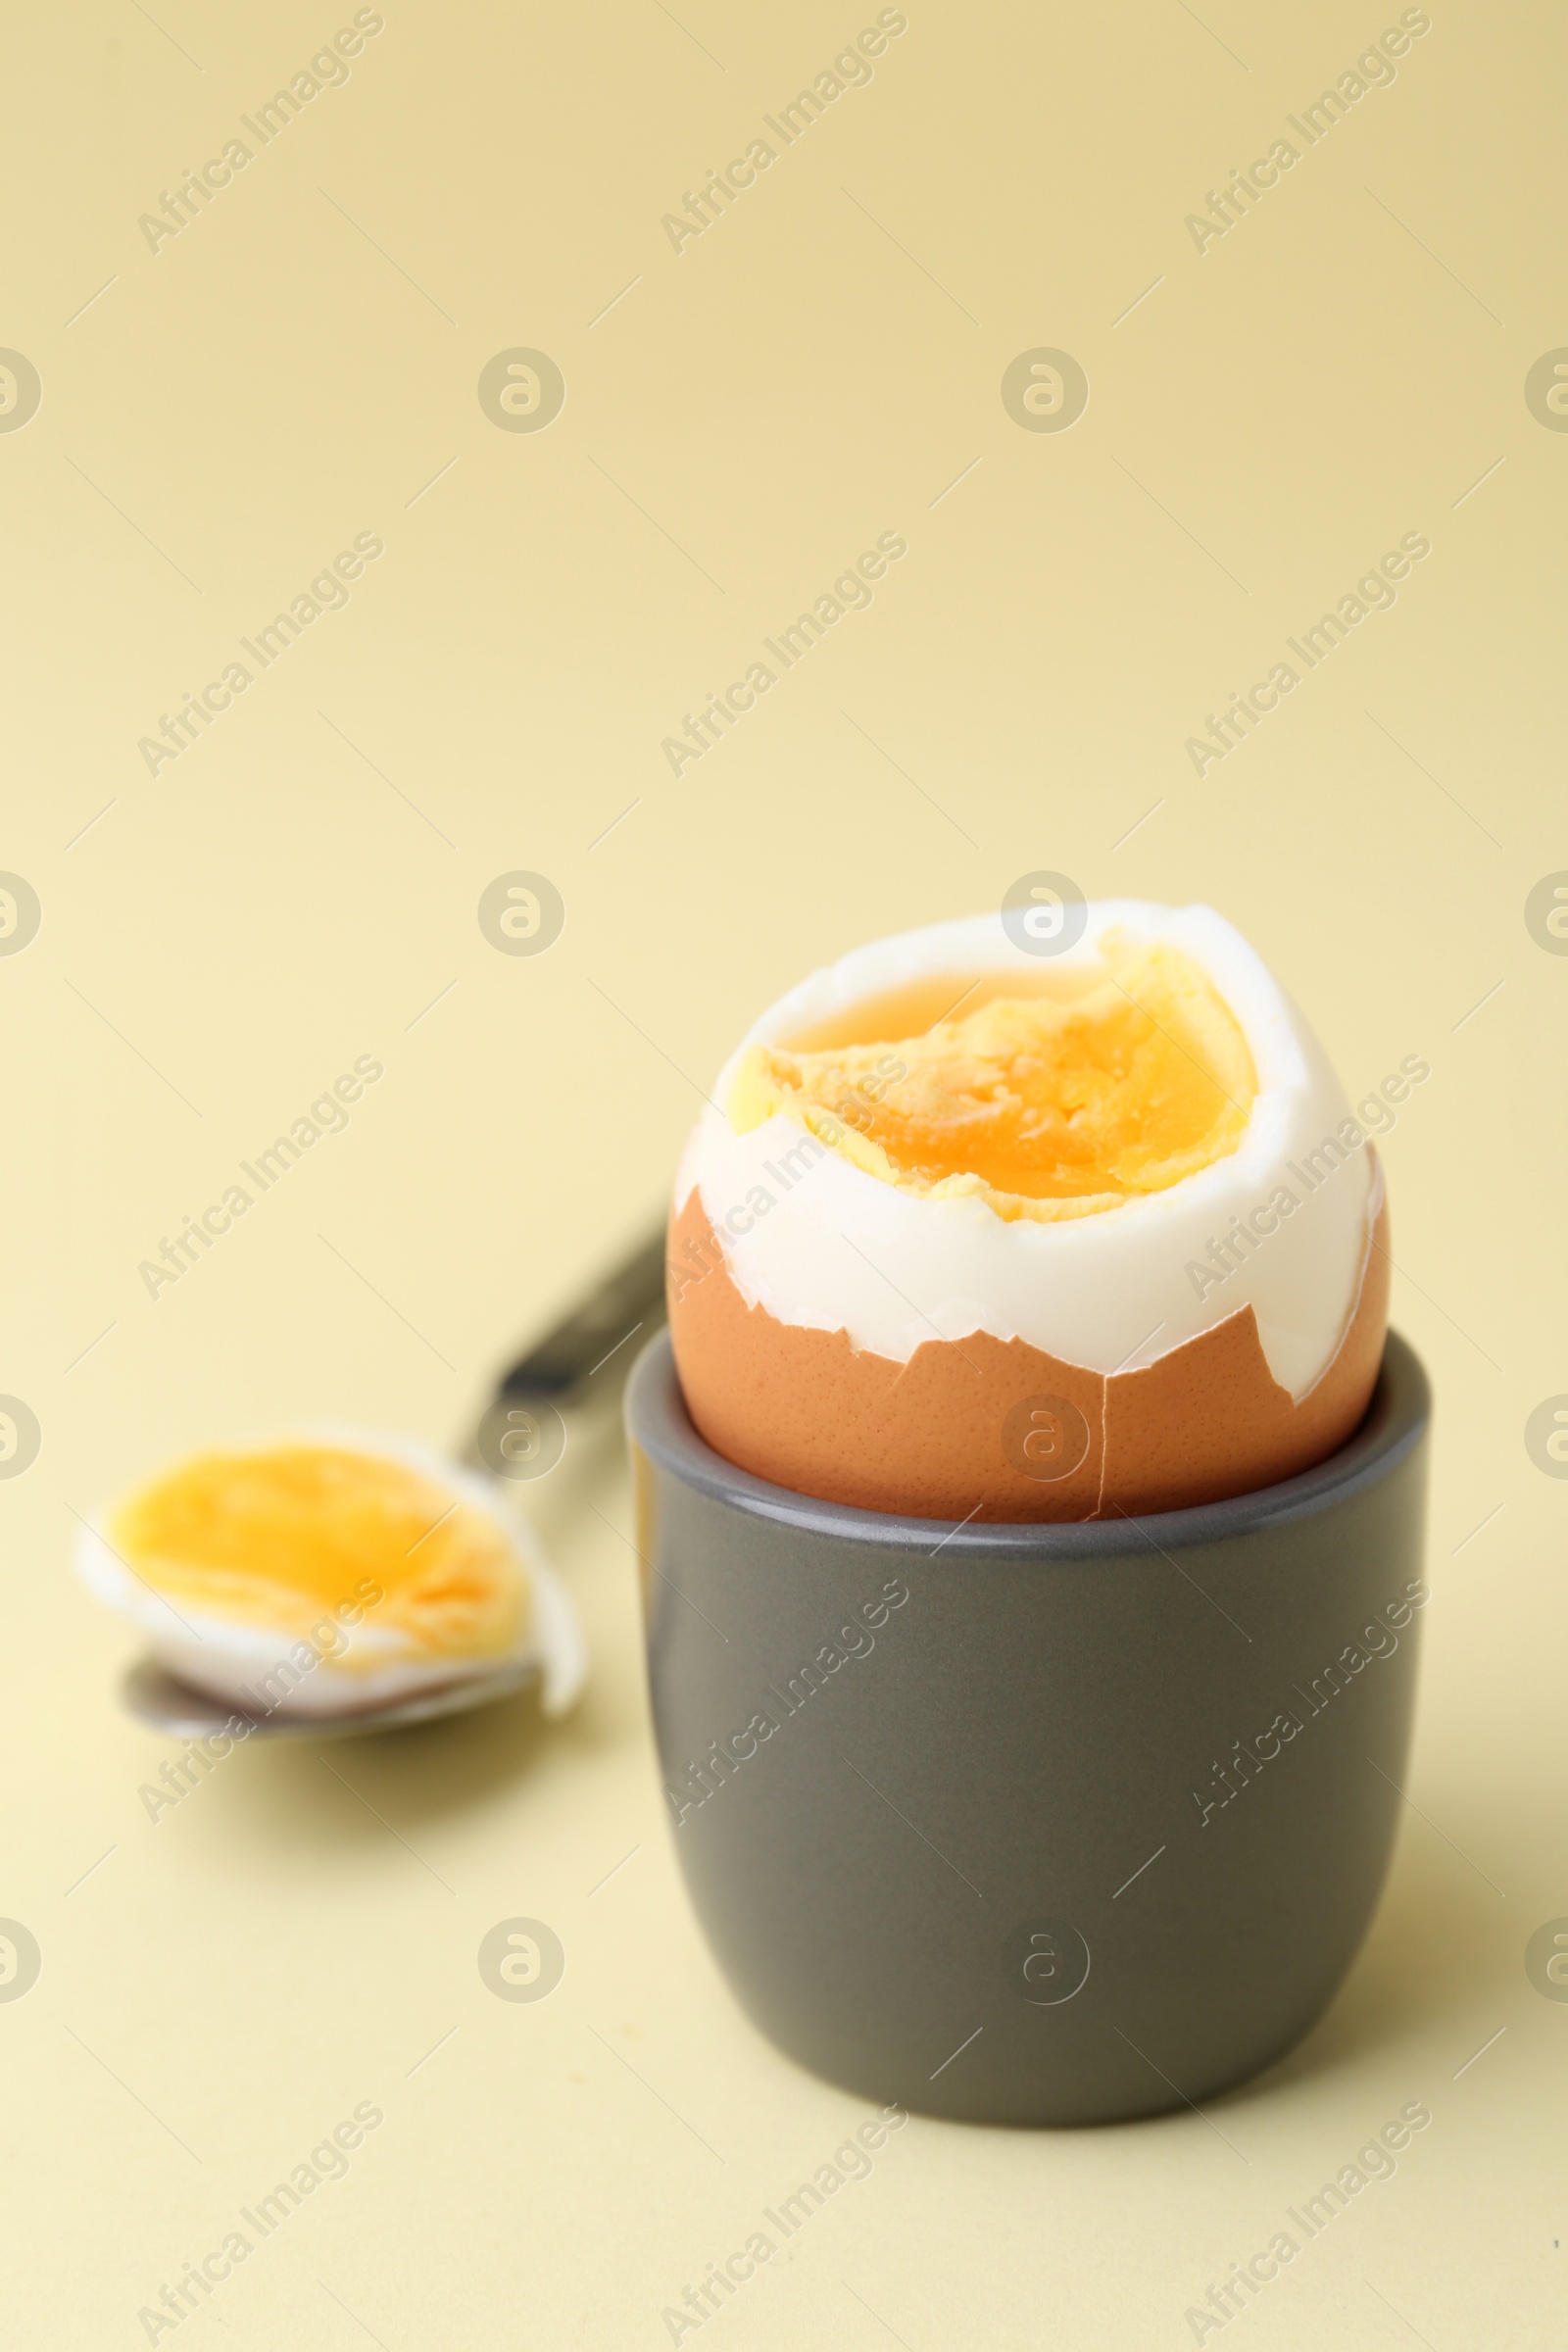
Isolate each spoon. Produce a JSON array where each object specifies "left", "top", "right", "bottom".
[{"left": 122, "top": 1228, "right": 664, "bottom": 1740}]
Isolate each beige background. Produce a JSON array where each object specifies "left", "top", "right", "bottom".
[{"left": 6, "top": 0, "right": 1566, "bottom": 2342}]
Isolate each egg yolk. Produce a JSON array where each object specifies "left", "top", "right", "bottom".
[
  {"left": 110, "top": 1445, "right": 527, "bottom": 1661},
  {"left": 727, "top": 941, "right": 1257, "bottom": 1222}
]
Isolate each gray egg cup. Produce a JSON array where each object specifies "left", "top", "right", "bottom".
[{"left": 626, "top": 1328, "right": 1430, "bottom": 2127}]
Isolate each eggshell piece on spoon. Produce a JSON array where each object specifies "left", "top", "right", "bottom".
[{"left": 76, "top": 1430, "right": 586, "bottom": 1718}]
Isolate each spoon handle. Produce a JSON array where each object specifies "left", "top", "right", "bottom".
[{"left": 493, "top": 1225, "right": 667, "bottom": 1407}]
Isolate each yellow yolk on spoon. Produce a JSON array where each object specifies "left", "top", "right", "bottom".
[
  {"left": 727, "top": 942, "right": 1257, "bottom": 1223},
  {"left": 110, "top": 1443, "right": 528, "bottom": 1662}
]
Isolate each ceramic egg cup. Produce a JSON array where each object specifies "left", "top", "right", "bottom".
[{"left": 627, "top": 1328, "right": 1430, "bottom": 2128}]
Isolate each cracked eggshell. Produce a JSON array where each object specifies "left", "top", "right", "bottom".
[{"left": 667, "top": 905, "right": 1390, "bottom": 1524}]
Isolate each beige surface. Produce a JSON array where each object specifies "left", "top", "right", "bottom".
[{"left": 7, "top": 0, "right": 1566, "bottom": 2343}]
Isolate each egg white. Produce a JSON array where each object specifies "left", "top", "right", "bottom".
[
  {"left": 75, "top": 1428, "right": 587, "bottom": 1722},
  {"left": 676, "top": 903, "right": 1375, "bottom": 1399}
]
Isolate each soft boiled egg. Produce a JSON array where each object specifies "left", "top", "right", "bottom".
[
  {"left": 76, "top": 1431, "right": 586, "bottom": 1718},
  {"left": 667, "top": 903, "right": 1391, "bottom": 1521}
]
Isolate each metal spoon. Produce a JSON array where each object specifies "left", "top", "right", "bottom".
[
  {"left": 122, "top": 1228, "right": 665, "bottom": 1740},
  {"left": 468, "top": 1224, "right": 666, "bottom": 1467}
]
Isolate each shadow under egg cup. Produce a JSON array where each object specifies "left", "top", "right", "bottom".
[{"left": 626, "top": 1328, "right": 1431, "bottom": 2129}]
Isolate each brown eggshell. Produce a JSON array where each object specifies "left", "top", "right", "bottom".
[
  {"left": 665, "top": 1180, "right": 1391, "bottom": 1524},
  {"left": 1098, "top": 1190, "right": 1389, "bottom": 1516}
]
